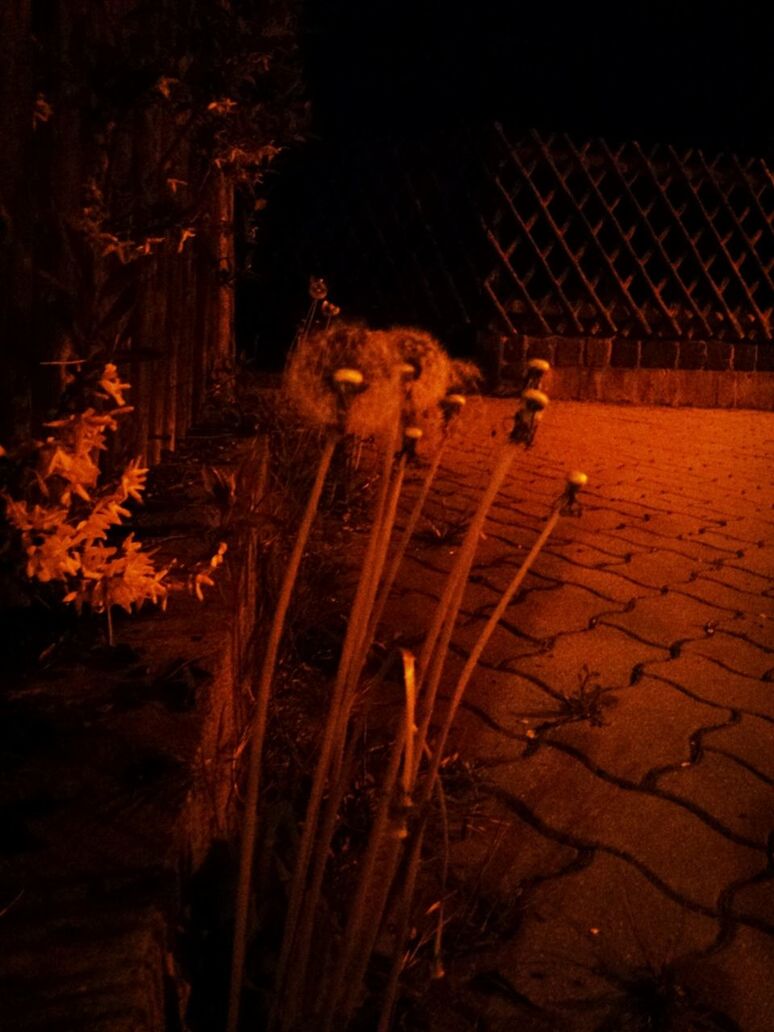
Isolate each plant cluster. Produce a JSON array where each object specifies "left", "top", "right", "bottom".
[
  {"left": 1, "top": 363, "right": 225, "bottom": 644},
  {"left": 227, "top": 337, "right": 590, "bottom": 1032}
]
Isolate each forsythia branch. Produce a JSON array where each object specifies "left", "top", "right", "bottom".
[{"left": 1, "top": 364, "right": 226, "bottom": 630}]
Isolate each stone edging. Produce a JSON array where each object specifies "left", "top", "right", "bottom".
[{"left": 478, "top": 333, "right": 774, "bottom": 409}]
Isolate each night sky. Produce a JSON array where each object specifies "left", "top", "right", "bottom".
[{"left": 304, "top": 1, "right": 774, "bottom": 153}]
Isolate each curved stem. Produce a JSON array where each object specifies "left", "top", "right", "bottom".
[
  {"left": 320, "top": 722, "right": 407, "bottom": 1026},
  {"left": 417, "top": 445, "right": 516, "bottom": 691},
  {"left": 272, "top": 418, "right": 401, "bottom": 1028},
  {"left": 376, "top": 820, "right": 427, "bottom": 1032},
  {"left": 226, "top": 433, "right": 337, "bottom": 1032},
  {"left": 421, "top": 506, "right": 562, "bottom": 806},
  {"left": 367, "top": 437, "right": 448, "bottom": 642}
]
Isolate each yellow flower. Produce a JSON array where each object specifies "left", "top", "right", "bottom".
[
  {"left": 193, "top": 572, "right": 215, "bottom": 601},
  {"left": 98, "top": 363, "right": 132, "bottom": 407},
  {"left": 118, "top": 458, "right": 148, "bottom": 503}
]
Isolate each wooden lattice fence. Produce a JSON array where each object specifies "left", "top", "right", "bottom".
[
  {"left": 258, "top": 124, "right": 773, "bottom": 368},
  {"left": 483, "top": 125, "right": 773, "bottom": 344}
]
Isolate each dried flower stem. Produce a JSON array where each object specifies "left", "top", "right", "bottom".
[
  {"left": 343, "top": 450, "right": 408, "bottom": 703},
  {"left": 412, "top": 443, "right": 518, "bottom": 775},
  {"left": 376, "top": 819, "right": 427, "bottom": 1032},
  {"left": 272, "top": 414, "right": 403, "bottom": 1028},
  {"left": 227, "top": 433, "right": 338, "bottom": 1032},
  {"left": 421, "top": 504, "right": 563, "bottom": 807},
  {"left": 281, "top": 718, "right": 362, "bottom": 1028},
  {"left": 375, "top": 763, "right": 450, "bottom": 1031},
  {"left": 320, "top": 721, "right": 407, "bottom": 1027},
  {"left": 373, "top": 495, "right": 570, "bottom": 1022},
  {"left": 366, "top": 436, "right": 449, "bottom": 642},
  {"left": 331, "top": 442, "right": 545, "bottom": 1025},
  {"left": 320, "top": 441, "right": 518, "bottom": 1028}
]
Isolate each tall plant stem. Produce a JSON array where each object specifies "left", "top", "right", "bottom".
[
  {"left": 288, "top": 456, "right": 411, "bottom": 1013},
  {"left": 376, "top": 819, "right": 427, "bottom": 1032},
  {"left": 342, "top": 451, "right": 407, "bottom": 710},
  {"left": 376, "top": 766, "right": 450, "bottom": 1032},
  {"left": 374, "top": 508, "right": 562, "bottom": 1031},
  {"left": 280, "top": 720, "right": 361, "bottom": 1029},
  {"left": 417, "top": 444, "right": 516, "bottom": 692},
  {"left": 320, "top": 721, "right": 407, "bottom": 1027},
  {"left": 226, "top": 432, "right": 337, "bottom": 1032},
  {"left": 411, "top": 569, "right": 466, "bottom": 785},
  {"left": 272, "top": 418, "right": 401, "bottom": 1027},
  {"left": 324, "top": 650, "right": 418, "bottom": 1027},
  {"left": 421, "top": 505, "right": 562, "bottom": 806},
  {"left": 410, "top": 443, "right": 518, "bottom": 782},
  {"left": 366, "top": 437, "right": 448, "bottom": 643},
  {"left": 324, "top": 444, "right": 519, "bottom": 1028}
]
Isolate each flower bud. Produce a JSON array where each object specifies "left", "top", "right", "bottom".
[
  {"left": 521, "top": 388, "right": 549, "bottom": 412},
  {"left": 332, "top": 367, "right": 364, "bottom": 387}
]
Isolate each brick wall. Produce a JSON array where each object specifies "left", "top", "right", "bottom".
[{"left": 479, "top": 332, "right": 774, "bottom": 409}]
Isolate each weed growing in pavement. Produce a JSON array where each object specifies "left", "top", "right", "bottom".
[
  {"left": 520, "top": 665, "right": 619, "bottom": 751},
  {"left": 414, "top": 512, "right": 470, "bottom": 548},
  {"left": 586, "top": 958, "right": 741, "bottom": 1032},
  {"left": 558, "top": 666, "right": 617, "bottom": 728},
  {"left": 530, "top": 916, "right": 741, "bottom": 1032}
]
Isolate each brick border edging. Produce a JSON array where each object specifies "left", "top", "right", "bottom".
[{"left": 477, "top": 333, "right": 774, "bottom": 410}]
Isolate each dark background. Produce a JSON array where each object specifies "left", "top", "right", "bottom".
[
  {"left": 241, "top": 1, "right": 774, "bottom": 363},
  {"left": 302, "top": 0, "right": 773, "bottom": 152}
]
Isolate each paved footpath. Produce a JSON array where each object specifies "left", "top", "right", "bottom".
[{"left": 386, "top": 399, "right": 773, "bottom": 1032}]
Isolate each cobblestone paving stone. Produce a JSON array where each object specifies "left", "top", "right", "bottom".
[{"left": 389, "top": 399, "right": 774, "bottom": 1031}]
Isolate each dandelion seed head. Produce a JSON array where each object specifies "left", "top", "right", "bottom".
[
  {"left": 382, "top": 326, "right": 452, "bottom": 415},
  {"left": 284, "top": 322, "right": 400, "bottom": 437},
  {"left": 284, "top": 321, "right": 462, "bottom": 445}
]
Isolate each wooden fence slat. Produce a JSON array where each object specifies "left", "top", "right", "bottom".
[
  {"left": 670, "top": 146, "right": 770, "bottom": 339},
  {"left": 633, "top": 142, "right": 745, "bottom": 337},
  {"left": 601, "top": 140, "right": 714, "bottom": 337},
  {"left": 495, "top": 123, "right": 618, "bottom": 334},
  {"left": 533, "top": 130, "right": 652, "bottom": 335},
  {"left": 568, "top": 135, "right": 682, "bottom": 336},
  {"left": 490, "top": 171, "right": 584, "bottom": 332}
]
